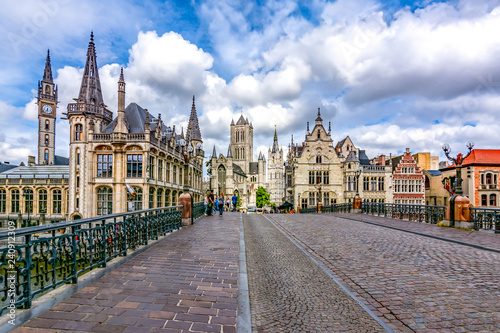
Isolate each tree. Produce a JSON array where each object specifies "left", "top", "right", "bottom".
[
  {"left": 256, "top": 186, "right": 271, "bottom": 208},
  {"left": 205, "top": 160, "right": 212, "bottom": 176}
]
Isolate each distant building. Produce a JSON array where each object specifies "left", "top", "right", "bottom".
[
  {"left": 422, "top": 170, "right": 449, "bottom": 206},
  {"left": 209, "top": 115, "right": 267, "bottom": 209},
  {"left": 392, "top": 148, "right": 425, "bottom": 205},
  {"left": 440, "top": 149, "right": 500, "bottom": 208},
  {"left": 285, "top": 108, "right": 393, "bottom": 211}
]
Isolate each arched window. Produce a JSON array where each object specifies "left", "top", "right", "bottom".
[
  {"left": 149, "top": 188, "right": 156, "bottom": 208},
  {"left": 44, "top": 149, "right": 49, "bottom": 162},
  {"left": 165, "top": 189, "right": 171, "bottom": 207},
  {"left": 11, "top": 189, "right": 20, "bottom": 213},
  {"left": 0, "top": 189, "right": 6, "bottom": 213},
  {"left": 24, "top": 188, "right": 33, "bottom": 214},
  {"left": 157, "top": 188, "right": 164, "bottom": 208},
  {"left": 486, "top": 173, "right": 492, "bottom": 184},
  {"left": 45, "top": 134, "right": 49, "bottom": 145},
  {"left": 45, "top": 120, "right": 49, "bottom": 130},
  {"left": 96, "top": 187, "right": 112, "bottom": 215},
  {"left": 128, "top": 187, "right": 142, "bottom": 212},
  {"left": 75, "top": 124, "right": 83, "bottom": 141},
  {"left": 45, "top": 85, "right": 50, "bottom": 94},
  {"left": 52, "top": 189, "right": 62, "bottom": 214},
  {"left": 38, "top": 189, "right": 47, "bottom": 213},
  {"left": 317, "top": 130, "right": 321, "bottom": 139},
  {"left": 481, "top": 194, "right": 487, "bottom": 206},
  {"left": 490, "top": 194, "right": 497, "bottom": 207},
  {"left": 316, "top": 156, "right": 322, "bottom": 164}
]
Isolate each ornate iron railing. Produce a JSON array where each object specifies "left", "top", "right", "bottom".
[
  {"left": 470, "top": 207, "right": 500, "bottom": 233},
  {"left": 0, "top": 206, "right": 182, "bottom": 316},
  {"left": 193, "top": 202, "right": 205, "bottom": 220},
  {"left": 299, "top": 207, "right": 317, "bottom": 214},
  {"left": 361, "top": 202, "right": 445, "bottom": 224},
  {"left": 322, "top": 203, "right": 352, "bottom": 213}
]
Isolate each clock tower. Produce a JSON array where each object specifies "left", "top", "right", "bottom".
[{"left": 37, "top": 50, "right": 58, "bottom": 165}]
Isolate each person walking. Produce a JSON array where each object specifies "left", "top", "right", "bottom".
[
  {"left": 226, "top": 198, "right": 230, "bottom": 212},
  {"left": 232, "top": 193, "right": 238, "bottom": 212},
  {"left": 218, "top": 193, "right": 225, "bottom": 215},
  {"left": 207, "top": 190, "right": 215, "bottom": 216}
]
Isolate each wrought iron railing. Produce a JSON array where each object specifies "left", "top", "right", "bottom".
[
  {"left": 470, "top": 207, "right": 500, "bottom": 233},
  {"left": 361, "top": 202, "right": 445, "bottom": 224},
  {"left": 299, "top": 206, "right": 317, "bottom": 214},
  {"left": 0, "top": 206, "right": 182, "bottom": 316},
  {"left": 193, "top": 202, "right": 205, "bottom": 220},
  {"left": 322, "top": 203, "right": 352, "bottom": 213}
]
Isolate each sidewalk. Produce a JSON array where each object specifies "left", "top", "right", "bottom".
[
  {"left": 335, "top": 213, "right": 500, "bottom": 252},
  {"left": 12, "top": 213, "right": 241, "bottom": 333}
]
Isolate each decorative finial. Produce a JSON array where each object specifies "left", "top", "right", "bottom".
[
  {"left": 90, "top": 31, "right": 94, "bottom": 42},
  {"left": 119, "top": 67, "right": 124, "bottom": 82}
]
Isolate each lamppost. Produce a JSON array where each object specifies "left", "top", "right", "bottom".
[
  {"left": 353, "top": 166, "right": 363, "bottom": 211},
  {"left": 22, "top": 189, "right": 31, "bottom": 226}
]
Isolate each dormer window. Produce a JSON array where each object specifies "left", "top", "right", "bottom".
[{"left": 317, "top": 130, "right": 320, "bottom": 139}]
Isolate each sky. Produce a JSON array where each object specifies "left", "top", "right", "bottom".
[{"left": 1, "top": 0, "right": 500, "bottom": 169}]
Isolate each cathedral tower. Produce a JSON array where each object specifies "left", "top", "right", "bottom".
[
  {"left": 268, "top": 126, "right": 284, "bottom": 205},
  {"left": 37, "top": 50, "right": 58, "bottom": 165},
  {"left": 230, "top": 115, "right": 253, "bottom": 173}
]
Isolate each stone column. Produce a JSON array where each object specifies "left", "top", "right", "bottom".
[{"left": 179, "top": 192, "right": 192, "bottom": 227}]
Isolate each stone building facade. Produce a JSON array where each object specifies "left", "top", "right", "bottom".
[
  {"left": 267, "top": 127, "right": 284, "bottom": 205},
  {"left": 209, "top": 115, "right": 267, "bottom": 209},
  {"left": 285, "top": 109, "right": 393, "bottom": 211},
  {"left": 65, "top": 34, "right": 204, "bottom": 219},
  {"left": 392, "top": 148, "right": 425, "bottom": 205}
]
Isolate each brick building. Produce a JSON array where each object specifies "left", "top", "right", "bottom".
[{"left": 392, "top": 148, "right": 425, "bottom": 205}]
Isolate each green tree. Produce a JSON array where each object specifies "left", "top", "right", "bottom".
[{"left": 256, "top": 186, "right": 271, "bottom": 208}]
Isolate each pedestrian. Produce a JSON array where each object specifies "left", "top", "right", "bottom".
[
  {"left": 207, "top": 190, "right": 215, "bottom": 216},
  {"left": 218, "top": 193, "right": 225, "bottom": 215},
  {"left": 232, "top": 193, "right": 238, "bottom": 212},
  {"left": 204, "top": 195, "right": 208, "bottom": 215},
  {"left": 226, "top": 198, "right": 230, "bottom": 212}
]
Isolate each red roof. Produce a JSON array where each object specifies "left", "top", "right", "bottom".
[{"left": 442, "top": 149, "right": 500, "bottom": 169}]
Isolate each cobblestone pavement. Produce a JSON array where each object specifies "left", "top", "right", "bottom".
[
  {"left": 269, "top": 213, "right": 500, "bottom": 333},
  {"left": 13, "top": 213, "right": 240, "bottom": 333},
  {"left": 336, "top": 213, "right": 500, "bottom": 252},
  {"left": 243, "top": 213, "right": 386, "bottom": 333}
]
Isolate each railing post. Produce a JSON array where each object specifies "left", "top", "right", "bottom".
[
  {"left": 102, "top": 219, "right": 107, "bottom": 268},
  {"left": 71, "top": 226, "right": 78, "bottom": 284},
  {"left": 23, "top": 234, "right": 33, "bottom": 309}
]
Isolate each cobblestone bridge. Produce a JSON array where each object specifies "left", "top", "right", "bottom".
[{"left": 7, "top": 212, "right": 500, "bottom": 333}]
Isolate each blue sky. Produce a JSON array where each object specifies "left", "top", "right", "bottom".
[{"left": 1, "top": 0, "right": 500, "bottom": 167}]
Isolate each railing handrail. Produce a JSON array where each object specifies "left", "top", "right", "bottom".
[{"left": 0, "top": 206, "right": 183, "bottom": 239}]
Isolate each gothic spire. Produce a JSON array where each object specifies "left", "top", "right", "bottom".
[
  {"left": 315, "top": 107, "right": 323, "bottom": 125},
  {"left": 227, "top": 143, "right": 233, "bottom": 158},
  {"left": 78, "top": 32, "right": 104, "bottom": 107},
  {"left": 43, "top": 49, "right": 53, "bottom": 83},
  {"left": 212, "top": 145, "right": 217, "bottom": 158},
  {"left": 271, "top": 125, "right": 279, "bottom": 153},
  {"left": 186, "top": 95, "right": 202, "bottom": 142}
]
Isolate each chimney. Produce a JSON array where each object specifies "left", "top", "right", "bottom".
[
  {"left": 378, "top": 155, "right": 386, "bottom": 166},
  {"left": 28, "top": 156, "right": 36, "bottom": 166}
]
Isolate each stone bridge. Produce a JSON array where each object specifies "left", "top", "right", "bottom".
[{"left": 3, "top": 211, "right": 500, "bottom": 333}]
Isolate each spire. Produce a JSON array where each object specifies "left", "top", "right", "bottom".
[
  {"left": 212, "top": 145, "right": 217, "bottom": 158},
  {"left": 258, "top": 152, "right": 263, "bottom": 160},
  {"left": 43, "top": 50, "right": 53, "bottom": 83},
  {"left": 78, "top": 32, "right": 105, "bottom": 107},
  {"left": 180, "top": 127, "right": 184, "bottom": 139},
  {"left": 227, "top": 144, "right": 233, "bottom": 158},
  {"left": 307, "top": 122, "right": 309, "bottom": 133},
  {"left": 186, "top": 95, "right": 202, "bottom": 142},
  {"left": 315, "top": 107, "right": 323, "bottom": 125},
  {"left": 114, "top": 68, "right": 127, "bottom": 134},
  {"left": 271, "top": 125, "right": 279, "bottom": 153},
  {"left": 231, "top": 119, "right": 235, "bottom": 126},
  {"left": 328, "top": 121, "right": 331, "bottom": 135}
]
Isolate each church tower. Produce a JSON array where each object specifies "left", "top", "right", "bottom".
[
  {"left": 230, "top": 115, "right": 253, "bottom": 173},
  {"left": 37, "top": 50, "right": 58, "bottom": 165},
  {"left": 65, "top": 32, "right": 112, "bottom": 219},
  {"left": 268, "top": 126, "right": 284, "bottom": 205}
]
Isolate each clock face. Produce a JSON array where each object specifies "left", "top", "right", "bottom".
[{"left": 42, "top": 104, "right": 52, "bottom": 113}]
